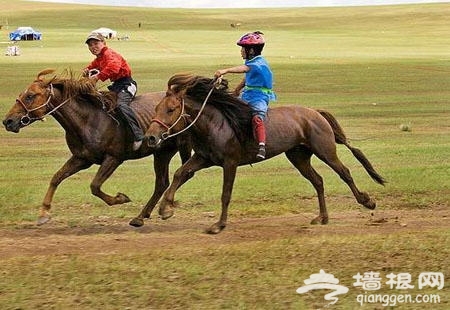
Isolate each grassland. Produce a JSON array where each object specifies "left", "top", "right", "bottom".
[{"left": 0, "top": 1, "right": 449, "bottom": 309}]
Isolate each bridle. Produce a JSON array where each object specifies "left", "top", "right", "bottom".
[
  {"left": 153, "top": 96, "right": 191, "bottom": 141},
  {"left": 152, "top": 77, "right": 220, "bottom": 141},
  {"left": 16, "top": 83, "right": 71, "bottom": 126}
]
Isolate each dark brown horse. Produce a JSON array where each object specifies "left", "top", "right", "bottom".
[
  {"left": 146, "top": 73, "right": 385, "bottom": 234},
  {"left": 2, "top": 69, "right": 191, "bottom": 226}
]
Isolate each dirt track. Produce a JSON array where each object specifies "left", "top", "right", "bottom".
[{"left": 1, "top": 207, "right": 448, "bottom": 260}]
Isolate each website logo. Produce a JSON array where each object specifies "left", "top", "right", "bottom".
[
  {"left": 296, "top": 269, "right": 349, "bottom": 306},
  {"left": 296, "top": 270, "right": 444, "bottom": 307}
]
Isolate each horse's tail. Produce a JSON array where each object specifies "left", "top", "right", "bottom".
[{"left": 317, "top": 109, "right": 386, "bottom": 185}]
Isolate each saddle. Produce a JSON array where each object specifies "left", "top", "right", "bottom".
[
  {"left": 98, "top": 90, "right": 118, "bottom": 113},
  {"left": 81, "top": 90, "right": 118, "bottom": 113}
]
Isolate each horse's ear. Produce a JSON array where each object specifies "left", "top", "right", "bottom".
[
  {"left": 168, "top": 84, "right": 187, "bottom": 98},
  {"left": 36, "top": 69, "right": 56, "bottom": 81},
  {"left": 46, "top": 75, "right": 57, "bottom": 86}
]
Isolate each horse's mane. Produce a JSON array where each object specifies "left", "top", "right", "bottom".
[
  {"left": 168, "top": 73, "right": 253, "bottom": 142},
  {"left": 40, "top": 69, "right": 116, "bottom": 111}
]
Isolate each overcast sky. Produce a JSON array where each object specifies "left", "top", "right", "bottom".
[{"left": 29, "top": 0, "right": 450, "bottom": 8}]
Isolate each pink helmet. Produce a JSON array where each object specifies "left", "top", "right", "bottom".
[{"left": 236, "top": 31, "right": 265, "bottom": 46}]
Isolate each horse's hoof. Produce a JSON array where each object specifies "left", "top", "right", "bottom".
[
  {"left": 129, "top": 217, "right": 144, "bottom": 227},
  {"left": 115, "top": 192, "right": 131, "bottom": 204},
  {"left": 158, "top": 203, "right": 174, "bottom": 220},
  {"left": 364, "top": 200, "right": 376, "bottom": 210},
  {"left": 310, "top": 216, "right": 328, "bottom": 225},
  {"left": 159, "top": 209, "right": 174, "bottom": 220},
  {"left": 359, "top": 192, "right": 376, "bottom": 210},
  {"left": 37, "top": 216, "right": 51, "bottom": 226},
  {"left": 206, "top": 223, "right": 225, "bottom": 234}
]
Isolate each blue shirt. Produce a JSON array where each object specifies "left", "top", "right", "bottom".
[
  {"left": 244, "top": 55, "right": 273, "bottom": 89},
  {"left": 242, "top": 56, "right": 276, "bottom": 105}
]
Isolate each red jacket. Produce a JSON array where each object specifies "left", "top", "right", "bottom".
[{"left": 86, "top": 46, "right": 132, "bottom": 82}]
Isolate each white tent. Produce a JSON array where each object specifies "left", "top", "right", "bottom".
[{"left": 92, "top": 27, "right": 117, "bottom": 39}]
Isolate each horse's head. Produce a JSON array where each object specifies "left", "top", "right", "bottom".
[
  {"left": 146, "top": 85, "right": 189, "bottom": 148},
  {"left": 3, "top": 69, "right": 56, "bottom": 133}
]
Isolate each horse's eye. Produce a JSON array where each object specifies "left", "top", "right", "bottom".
[
  {"left": 167, "top": 108, "right": 175, "bottom": 114},
  {"left": 25, "top": 94, "right": 35, "bottom": 103}
]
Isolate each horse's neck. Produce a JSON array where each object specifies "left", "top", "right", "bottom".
[
  {"left": 186, "top": 103, "right": 230, "bottom": 134},
  {"left": 50, "top": 93, "right": 112, "bottom": 135}
]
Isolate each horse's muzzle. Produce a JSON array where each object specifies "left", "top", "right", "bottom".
[
  {"left": 147, "top": 135, "right": 161, "bottom": 148},
  {"left": 2, "top": 117, "right": 21, "bottom": 133}
]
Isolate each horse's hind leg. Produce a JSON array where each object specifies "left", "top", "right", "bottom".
[
  {"left": 39, "top": 155, "right": 92, "bottom": 225},
  {"left": 330, "top": 159, "right": 375, "bottom": 209},
  {"left": 285, "top": 147, "right": 328, "bottom": 225},
  {"left": 129, "top": 149, "right": 176, "bottom": 227},
  {"left": 315, "top": 145, "right": 376, "bottom": 210},
  {"left": 90, "top": 155, "right": 129, "bottom": 205}
]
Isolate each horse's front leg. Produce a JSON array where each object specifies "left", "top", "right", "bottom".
[
  {"left": 176, "top": 133, "right": 193, "bottom": 164},
  {"left": 38, "top": 155, "right": 92, "bottom": 225},
  {"left": 90, "top": 155, "right": 128, "bottom": 205},
  {"left": 129, "top": 149, "right": 176, "bottom": 227},
  {"left": 159, "top": 154, "right": 211, "bottom": 220},
  {"left": 206, "top": 161, "right": 238, "bottom": 234}
]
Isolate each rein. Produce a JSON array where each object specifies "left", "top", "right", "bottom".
[
  {"left": 17, "top": 84, "right": 72, "bottom": 126},
  {"left": 155, "top": 77, "right": 220, "bottom": 141}
]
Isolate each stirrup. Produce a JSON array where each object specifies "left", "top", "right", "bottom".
[{"left": 256, "top": 145, "right": 266, "bottom": 159}]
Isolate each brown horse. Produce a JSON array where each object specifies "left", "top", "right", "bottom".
[
  {"left": 2, "top": 69, "right": 191, "bottom": 226},
  {"left": 146, "top": 73, "right": 385, "bottom": 234}
]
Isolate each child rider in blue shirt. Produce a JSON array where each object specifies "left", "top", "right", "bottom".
[{"left": 215, "top": 31, "right": 276, "bottom": 159}]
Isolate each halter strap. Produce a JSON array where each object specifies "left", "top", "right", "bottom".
[
  {"left": 17, "top": 84, "right": 72, "bottom": 126},
  {"left": 150, "top": 118, "right": 170, "bottom": 130}
]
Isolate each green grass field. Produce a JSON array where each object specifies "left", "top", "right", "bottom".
[{"left": 0, "top": 1, "right": 449, "bottom": 309}]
